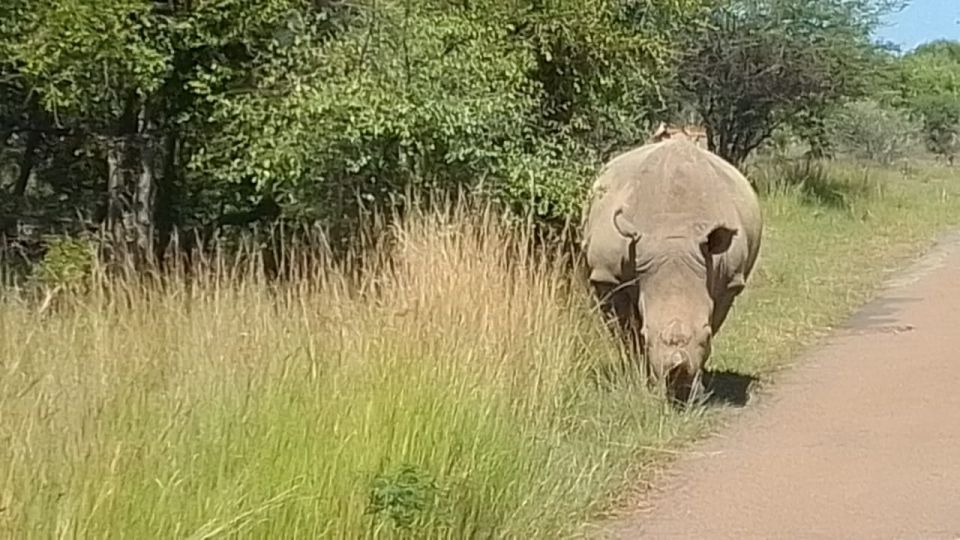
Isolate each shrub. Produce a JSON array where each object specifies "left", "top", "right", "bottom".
[
  {"left": 29, "top": 235, "right": 95, "bottom": 293},
  {"left": 913, "top": 95, "right": 960, "bottom": 164},
  {"left": 828, "top": 99, "right": 922, "bottom": 164},
  {"left": 749, "top": 158, "right": 881, "bottom": 210}
]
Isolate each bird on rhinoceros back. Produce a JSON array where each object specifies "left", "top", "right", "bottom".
[
  {"left": 649, "top": 122, "right": 708, "bottom": 148},
  {"left": 580, "top": 125, "right": 762, "bottom": 402}
]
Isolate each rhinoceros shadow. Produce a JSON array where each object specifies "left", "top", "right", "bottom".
[
  {"left": 701, "top": 369, "right": 759, "bottom": 407},
  {"left": 589, "top": 361, "right": 759, "bottom": 409}
]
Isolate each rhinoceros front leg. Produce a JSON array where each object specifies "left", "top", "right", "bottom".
[
  {"left": 710, "top": 274, "right": 746, "bottom": 335},
  {"left": 710, "top": 293, "right": 736, "bottom": 336},
  {"left": 592, "top": 280, "right": 644, "bottom": 376}
]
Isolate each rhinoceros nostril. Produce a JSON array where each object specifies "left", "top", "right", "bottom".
[
  {"left": 670, "top": 350, "right": 686, "bottom": 369},
  {"left": 665, "top": 353, "right": 689, "bottom": 386}
]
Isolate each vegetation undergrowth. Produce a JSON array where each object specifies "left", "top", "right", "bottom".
[{"left": 2, "top": 162, "right": 960, "bottom": 538}]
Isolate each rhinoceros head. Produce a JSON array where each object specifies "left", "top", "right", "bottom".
[{"left": 612, "top": 208, "right": 738, "bottom": 398}]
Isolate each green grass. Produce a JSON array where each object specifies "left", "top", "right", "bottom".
[
  {"left": 721, "top": 160, "right": 960, "bottom": 377},
  {"left": 2, "top": 161, "right": 960, "bottom": 538}
]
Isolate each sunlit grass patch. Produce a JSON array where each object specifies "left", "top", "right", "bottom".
[{"left": 3, "top": 163, "right": 960, "bottom": 538}]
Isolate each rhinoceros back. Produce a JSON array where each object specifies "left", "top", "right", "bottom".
[{"left": 582, "top": 139, "right": 762, "bottom": 287}]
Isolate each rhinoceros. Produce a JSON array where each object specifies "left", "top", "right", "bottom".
[{"left": 581, "top": 137, "right": 762, "bottom": 400}]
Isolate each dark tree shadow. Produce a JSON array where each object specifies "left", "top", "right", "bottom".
[{"left": 701, "top": 369, "right": 759, "bottom": 407}]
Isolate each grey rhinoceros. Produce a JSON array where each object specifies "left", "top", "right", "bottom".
[{"left": 581, "top": 135, "right": 762, "bottom": 401}]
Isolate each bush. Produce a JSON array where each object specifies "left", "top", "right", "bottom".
[
  {"left": 828, "top": 99, "right": 923, "bottom": 164},
  {"left": 29, "top": 235, "right": 95, "bottom": 293},
  {"left": 913, "top": 95, "right": 960, "bottom": 164},
  {"left": 749, "top": 158, "right": 882, "bottom": 210},
  {"left": 897, "top": 40, "right": 960, "bottom": 164}
]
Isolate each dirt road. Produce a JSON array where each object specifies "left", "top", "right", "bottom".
[{"left": 599, "top": 233, "right": 960, "bottom": 539}]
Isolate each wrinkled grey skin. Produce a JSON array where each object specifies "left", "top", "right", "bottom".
[{"left": 581, "top": 139, "right": 762, "bottom": 400}]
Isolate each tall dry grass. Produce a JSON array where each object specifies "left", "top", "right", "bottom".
[
  {"left": 0, "top": 202, "right": 697, "bottom": 538},
  {"left": 4, "top": 161, "right": 960, "bottom": 538}
]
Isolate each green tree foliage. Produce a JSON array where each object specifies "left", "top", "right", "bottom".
[
  {"left": 1, "top": 0, "right": 914, "bottom": 265},
  {"left": 195, "top": 0, "right": 715, "bottom": 239},
  {"left": 1, "top": 0, "right": 351, "bottom": 260},
  {"left": 898, "top": 40, "right": 960, "bottom": 164},
  {"left": 673, "top": 0, "right": 902, "bottom": 167},
  {"left": 1, "top": 0, "right": 710, "bottom": 260},
  {"left": 195, "top": 2, "right": 539, "bottom": 233}
]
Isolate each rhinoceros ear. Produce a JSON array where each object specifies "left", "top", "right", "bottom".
[
  {"left": 700, "top": 223, "right": 737, "bottom": 255},
  {"left": 612, "top": 207, "right": 642, "bottom": 245}
]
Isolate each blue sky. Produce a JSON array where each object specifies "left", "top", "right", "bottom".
[{"left": 875, "top": 0, "right": 960, "bottom": 51}]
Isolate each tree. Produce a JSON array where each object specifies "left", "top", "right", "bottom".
[
  {"left": 191, "top": 0, "right": 712, "bottom": 241},
  {"left": 1, "top": 0, "right": 716, "bottom": 269},
  {"left": 674, "top": 0, "right": 902, "bottom": 168},
  {"left": 0, "top": 0, "right": 347, "bottom": 263},
  {"left": 898, "top": 40, "right": 960, "bottom": 164},
  {"left": 3, "top": 0, "right": 171, "bottom": 262}
]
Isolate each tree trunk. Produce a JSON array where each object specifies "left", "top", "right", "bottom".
[
  {"left": 13, "top": 128, "right": 41, "bottom": 199},
  {"left": 0, "top": 129, "right": 12, "bottom": 157},
  {"left": 105, "top": 97, "right": 156, "bottom": 268},
  {"left": 155, "top": 129, "right": 180, "bottom": 265}
]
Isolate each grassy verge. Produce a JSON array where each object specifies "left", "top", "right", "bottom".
[{"left": 2, "top": 162, "right": 959, "bottom": 538}]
